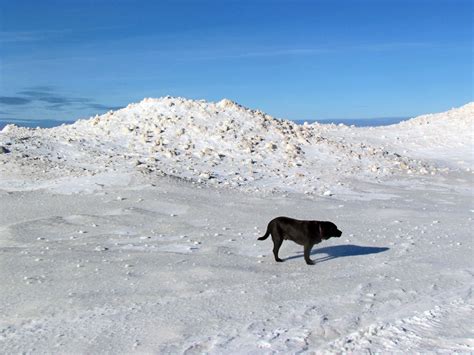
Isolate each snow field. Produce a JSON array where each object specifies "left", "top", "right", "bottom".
[{"left": 0, "top": 99, "right": 472, "bottom": 353}]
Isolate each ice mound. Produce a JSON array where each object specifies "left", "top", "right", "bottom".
[
  {"left": 61, "top": 97, "right": 438, "bottom": 192},
  {"left": 1, "top": 97, "right": 471, "bottom": 194}
]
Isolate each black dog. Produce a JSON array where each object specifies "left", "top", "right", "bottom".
[{"left": 258, "top": 216, "right": 342, "bottom": 265}]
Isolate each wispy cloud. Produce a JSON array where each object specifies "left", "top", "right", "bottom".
[
  {"left": 46, "top": 103, "right": 71, "bottom": 111},
  {"left": 25, "top": 85, "right": 57, "bottom": 91},
  {"left": 19, "top": 90, "right": 91, "bottom": 105},
  {"left": 351, "top": 41, "right": 433, "bottom": 52},
  {"left": 0, "top": 29, "right": 70, "bottom": 43},
  {"left": 0, "top": 25, "right": 123, "bottom": 44},
  {"left": 0, "top": 97, "right": 31, "bottom": 105},
  {"left": 194, "top": 47, "right": 332, "bottom": 60},
  {"left": 184, "top": 41, "right": 434, "bottom": 61},
  {"left": 1, "top": 86, "right": 121, "bottom": 114},
  {"left": 87, "top": 103, "right": 124, "bottom": 111}
]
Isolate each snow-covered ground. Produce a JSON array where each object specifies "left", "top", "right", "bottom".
[{"left": 0, "top": 98, "right": 472, "bottom": 353}]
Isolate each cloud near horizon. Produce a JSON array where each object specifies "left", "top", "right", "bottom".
[
  {"left": 0, "top": 97, "right": 32, "bottom": 105},
  {"left": 0, "top": 87, "right": 122, "bottom": 113}
]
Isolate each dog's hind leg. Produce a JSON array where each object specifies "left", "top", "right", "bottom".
[
  {"left": 273, "top": 239, "right": 284, "bottom": 262},
  {"left": 271, "top": 228, "right": 284, "bottom": 262},
  {"left": 304, "top": 243, "right": 315, "bottom": 265}
]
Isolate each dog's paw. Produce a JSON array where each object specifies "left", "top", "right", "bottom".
[
  {"left": 305, "top": 260, "right": 315, "bottom": 265},
  {"left": 275, "top": 258, "right": 284, "bottom": 262}
]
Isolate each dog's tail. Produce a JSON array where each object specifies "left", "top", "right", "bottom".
[{"left": 258, "top": 224, "right": 271, "bottom": 240}]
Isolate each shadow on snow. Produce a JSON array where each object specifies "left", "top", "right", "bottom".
[{"left": 286, "top": 244, "right": 389, "bottom": 263}]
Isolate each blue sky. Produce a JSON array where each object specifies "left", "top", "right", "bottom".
[{"left": 0, "top": 0, "right": 472, "bottom": 122}]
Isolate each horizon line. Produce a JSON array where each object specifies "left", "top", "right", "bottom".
[{"left": 0, "top": 115, "right": 412, "bottom": 124}]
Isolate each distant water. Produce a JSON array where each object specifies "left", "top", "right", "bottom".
[
  {"left": 293, "top": 117, "right": 408, "bottom": 127},
  {"left": 0, "top": 116, "right": 408, "bottom": 131}
]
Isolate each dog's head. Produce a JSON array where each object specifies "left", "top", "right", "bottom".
[{"left": 319, "top": 221, "right": 342, "bottom": 240}]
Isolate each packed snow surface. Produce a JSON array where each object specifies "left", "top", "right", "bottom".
[{"left": 0, "top": 98, "right": 473, "bottom": 353}]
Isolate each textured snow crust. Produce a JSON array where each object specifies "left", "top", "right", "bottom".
[{"left": 3, "top": 98, "right": 471, "bottom": 195}]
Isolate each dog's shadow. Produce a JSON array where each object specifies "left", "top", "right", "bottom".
[{"left": 286, "top": 244, "right": 389, "bottom": 263}]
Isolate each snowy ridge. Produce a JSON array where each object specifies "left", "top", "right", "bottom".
[
  {"left": 399, "top": 102, "right": 474, "bottom": 127},
  {"left": 1, "top": 98, "right": 472, "bottom": 194},
  {"left": 340, "top": 102, "right": 474, "bottom": 170}
]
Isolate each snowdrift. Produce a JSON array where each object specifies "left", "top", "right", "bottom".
[{"left": 0, "top": 98, "right": 472, "bottom": 194}]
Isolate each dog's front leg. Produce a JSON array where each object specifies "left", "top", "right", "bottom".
[{"left": 304, "top": 243, "right": 314, "bottom": 265}]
